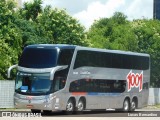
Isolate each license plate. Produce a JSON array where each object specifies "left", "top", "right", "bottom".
[{"left": 26, "top": 105, "right": 33, "bottom": 108}]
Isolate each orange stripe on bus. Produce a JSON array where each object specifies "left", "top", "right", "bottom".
[{"left": 71, "top": 92, "right": 87, "bottom": 95}]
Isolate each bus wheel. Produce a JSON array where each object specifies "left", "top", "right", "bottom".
[
  {"left": 130, "top": 100, "right": 136, "bottom": 111},
  {"left": 122, "top": 99, "right": 130, "bottom": 112},
  {"left": 31, "top": 109, "right": 41, "bottom": 113},
  {"left": 76, "top": 100, "right": 85, "bottom": 114},
  {"left": 66, "top": 99, "right": 75, "bottom": 114},
  {"left": 43, "top": 110, "right": 52, "bottom": 115}
]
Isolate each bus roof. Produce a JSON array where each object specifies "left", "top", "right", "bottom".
[
  {"left": 26, "top": 44, "right": 149, "bottom": 57},
  {"left": 76, "top": 46, "right": 150, "bottom": 57},
  {"left": 25, "top": 44, "right": 76, "bottom": 49}
]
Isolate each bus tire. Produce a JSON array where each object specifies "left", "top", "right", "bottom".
[
  {"left": 31, "top": 109, "right": 41, "bottom": 113},
  {"left": 76, "top": 99, "right": 85, "bottom": 114},
  {"left": 122, "top": 99, "right": 130, "bottom": 112},
  {"left": 130, "top": 99, "right": 136, "bottom": 111},
  {"left": 65, "top": 99, "right": 75, "bottom": 114},
  {"left": 43, "top": 110, "right": 52, "bottom": 115}
]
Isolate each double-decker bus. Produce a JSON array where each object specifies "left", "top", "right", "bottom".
[{"left": 8, "top": 44, "right": 150, "bottom": 114}]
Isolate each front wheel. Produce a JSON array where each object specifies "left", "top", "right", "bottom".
[
  {"left": 31, "top": 109, "right": 41, "bottom": 113},
  {"left": 43, "top": 110, "right": 52, "bottom": 115}
]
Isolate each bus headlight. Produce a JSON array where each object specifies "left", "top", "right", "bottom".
[
  {"left": 45, "top": 95, "right": 55, "bottom": 102},
  {"left": 48, "top": 94, "right": 56, "bottom": 101},
  {"left": 53, "top": 96, "right": 56, "bottom": 99},
  {"left": 48, "top": 96, "right": 54, "bottom": 101}
]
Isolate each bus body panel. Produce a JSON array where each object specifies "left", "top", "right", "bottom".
[{"left": 11, "top": 44, "right": 150, "bottom": 111}]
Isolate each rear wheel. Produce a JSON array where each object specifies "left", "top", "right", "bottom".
[
  {"left": 122, "top": 99, "right": 130, "bottom": 112},
  {"left": 76, "top": 100, "right": 85, "bottom": 114},
  {"left": 65, "top": 99, "right": 75, "bottom": 114},
  {"left": 130, "top": 100, "right": 136, "bottom": 111}
]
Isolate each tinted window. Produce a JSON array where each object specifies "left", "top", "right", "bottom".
[
  {"left": 69, "top": 79, "right": 126, "bottom": 93},
  {"left": 74, "top": 50, "right": 149, "bottom": 70},
  {"left": 15, "top": 72, "right": 51, "bottom": 95},
  {"left": 19, "top": 48, "right": 57, "bottom": 68},
  {"left": 52, "top": 76, "right": 66, "bottom": 92},
  {"left": 58, "top": 49, "right": 74, "bottom": 65}
]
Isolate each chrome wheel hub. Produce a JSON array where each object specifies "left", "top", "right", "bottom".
[
  {"left": 77, "top": 102, "right": 84, "bottom": 111},
  {"left": 124, "top": 101, "right": 129, "bottom": 111},
  {"left": 131, "top": 101, "right": 136, "bottom": 109},
  {"left": 67, "top": 102, "right": 73, "bottom": 111}
]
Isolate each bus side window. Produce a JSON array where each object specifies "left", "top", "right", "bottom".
[
  {"left": 54, "top": 77, "right": 66, "bottom": 91},
  {"left": 112, "top": 80, "right": 126, "bottom": 93},
  {"left": 69, "top": 80, "right": 78, "bottom": 92}
]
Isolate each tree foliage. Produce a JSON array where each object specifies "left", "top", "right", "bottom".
[
  {"left": 0, "top": 0, "right": 160, "bottom": 87},
  {"left": 0, "top": 0, "right": 22, "bottom": 79},
  {"left": 0, "top": 0, "right": 87, "bottom": 79},
  {"left": 88, "top": 12, "right": 160, "bottom": 87},
  {"left": 16, "top": 0, "right": 87, "bottom": 48},
  {"left": 132, "top": 19, "right": 160, "bottom": 87},
  {"left": 88, "top": 12, "right": 138, "bottom": 51},
  {"left": 37, "top": 6, "right": 87, "bottom": 45}
]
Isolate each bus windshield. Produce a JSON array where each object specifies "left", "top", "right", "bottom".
[
  {"left": 15, "top": 72, "right": 51, "bottom": 95},
  {"left": 19, "top": 48, "right": 57, "bottom": 68}
]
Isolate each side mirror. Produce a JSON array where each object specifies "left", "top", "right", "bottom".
[{"left": 7, "top": 64, "right": 18, "bottom": 78}]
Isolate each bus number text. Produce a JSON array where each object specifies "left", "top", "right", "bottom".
[{"left": 127, "top": 71, "right": 143, "bottom": 92}]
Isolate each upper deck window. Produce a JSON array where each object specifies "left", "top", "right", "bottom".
[
  {"left": 74, "top": 50, "right": 149, "bottom": 70},
  {"left": 19, "top": 47, "right": 57, "bottom": 68}
]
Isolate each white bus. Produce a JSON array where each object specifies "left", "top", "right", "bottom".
[{"left": 8, "top": 44, "right": 150, "bottom": 114}]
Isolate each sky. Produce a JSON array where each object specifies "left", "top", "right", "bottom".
[{"left": 22, "top": 0, "right": 153, "bottom": 29}]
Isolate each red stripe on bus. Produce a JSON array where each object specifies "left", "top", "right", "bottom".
[{"left": 71, "top": 92, "right": 87, "bottom": 95}]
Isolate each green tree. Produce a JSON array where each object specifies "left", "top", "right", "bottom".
[
  {"left": 37, "top": 6, "right": 87, "bottom": 45},
  {"left": 0, "top": 0, "right": 22, "bottom": 79},
  {"left": 0, "top": 0, "right": 87, "bottom": 79},
  {"left": 21, "top": 0, "right": 42, "bottom": 21},
  {"left": 16, "top": 0, "right": 88, "bottom": 48},
  {"left": 88, "top": 12, "right": 138, "bottom": 51},
  {"left": 132, "top": 19, "right": 160, "bottom": 87},
  {"left": 88, "top": 12, "right": 160, "bottom": 87},
  {"left": 15, "top": 0, "right": 49, "bottom": 48}
]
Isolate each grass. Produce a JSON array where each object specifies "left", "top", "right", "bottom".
[
  {"left": 154, "top": 104, "right": 160, "bottom": 108},
  {"left": 146, "top": 104, "right": 160, "bottom": 109}
]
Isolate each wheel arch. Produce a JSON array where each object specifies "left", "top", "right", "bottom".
[
  {"left": 132, "top": 96, "right": 138, "bottom": 108},
  {"left": 78, "top": 96, "right": 86, "bottom": 109},
  {"left": 124, "top": 96, "right": 131, "bottom": 103},
  {"left": 68, "top": 96, "right": 76, "bottom": 107},
  {"left": 123, "top": 96, "right": 131, "bottom": 111}
]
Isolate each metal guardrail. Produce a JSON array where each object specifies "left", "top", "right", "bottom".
[
  {"left": 148, "top": 88, "right": 160, "bottom": 105},
  {"left": 0, "top": 80, "right": 15, "bottom": 108}
]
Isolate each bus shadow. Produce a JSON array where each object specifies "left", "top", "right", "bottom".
[{"left": 41, "top": 110, "right": 136, "bottom": 117}]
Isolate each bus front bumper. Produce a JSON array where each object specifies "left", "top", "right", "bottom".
[{"left": 14, "top": 94, "right": 62, "bottom": 111}]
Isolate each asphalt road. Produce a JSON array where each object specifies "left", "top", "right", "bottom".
[
  {"left": 1, "top": 109, "right": 160, "bottom": 118},
  {"left": 41, "top": 109, "right": 160, "bottom": 117},
  {"left": 43, "top": 110, "right": 124, "bottom": 117}
]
